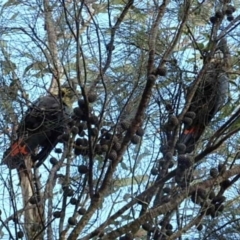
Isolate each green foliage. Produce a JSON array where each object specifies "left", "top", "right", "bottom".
[
  {"left": 0, "top": 0, "right": 239, "bottom": 240},
  {"left": 0, "top": 60, "right": 16, "bottom": 75},
  {"left": 2, "top": 0, "right": 20, "bottom": 8}
]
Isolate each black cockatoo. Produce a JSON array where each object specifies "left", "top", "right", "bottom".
[
  {"left": 3, "top": 83, "right": 77, "bottom": 169},
  {"left": 180, "top": 39, "right": 230, "bottom": 153}
]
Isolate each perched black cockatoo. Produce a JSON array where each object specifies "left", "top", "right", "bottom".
[
  {"left": 3, "top": 83, "right": 77, "bottom": 169},
  {"left": 180, "top": 39, "right": 230, "bottom": 153}
]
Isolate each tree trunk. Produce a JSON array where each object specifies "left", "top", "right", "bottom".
[{"left": 19, "top": 156, "right": 44, "bottom": 240}]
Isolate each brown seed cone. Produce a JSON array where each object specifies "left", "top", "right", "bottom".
[
  {"left": 90, "top": 128, "right": 98, "bottom": 137},
  {"left": 119, "top": 233, "right": 133, "bottom": 240},
  {"left": 185, "top": 111, "right": 196, "bottom": 119},
  {"left": 225, "top": 9, "right": 233, "bottom": 15},
  {"left": 165, "top": 103, "right": 173, "bottom": 112},
  {"left": 113, "top": 141, "right": 121, "bottom": 151},
  {"left": 176, "top": 143, "right": 186, "bottom": 153},
  {"left": 178, "top": 154, "right": 193, "bottom": 168},
  {"left": 136, "top": 127, "right": 144, "bottom": 137},
  {"left": 227, "top": 15, "right": 234, "bottom": 21},
  {"left": 64, "top": 187, "right": 74, "bottom": 197},
  {"left": 169, "top": 115, "right": 179, "bottom": 126},
  {"left": 29, "top": 195, "right": 40, "bottom": 205},
  {"left": 78, "top": 165, "right": 89, "bottom": 174},
  {"left": 53, "top": 211, "right": 62, "bottom": 218},
  {"left": 78, "top": 208, "right": 87, "bottom": 215},
  {"left": 89, "top": 115, "right": 99, "bottom": 125},
  {"left": 73, "top": 107, "right": 84, "bottom": 118},
  {"left": 210, "top": 16, "right": 217, "bottom": 24},
  {"left": 165, "top": 152, "right": 173, "bottom": 160},
  {"left": 55, "top": 148, "right": 62, "bottom": 154},
  {"left": 101, "top": 144, "right": 109, "bottom": 152},
  {"left": 131, "top": 135, "right": 140, "bottom": 144},
  {"left": 148, "top": 74, "right": 157, "bottom": 83},
  {"left": 17, "top": 231, "right": 24, "bottom": 238},
  {"left": 74, "top": 147, "right": 82, "bottom": 156},
  {"left": 196, "top": 224, "right": 203, "bottom": 231},
  {"left": 151, "top": 168, "right": 159, "bottom": 176},
  {"left": 163, "top": 187, "right": 171, "bottom": 194},
  {"left": 215, "top": 11, "right": 223, "bottom": 18},
  {"left": 68, "top": 217, "right": 77, "bottom": 225},
  {"left": 50, "top": 157, "right": 58, "bottom": 165},
  {"left": 108, "top": 150, "right": 118, "bottom": 161},
  {"left": 71, "top": 126, "right": 79, "bottom": 135},
  {"left": 70, "top": 198, "right": 78, "bottom": 205},
  {"left": 182, "top": 117, "right": 193, "bottom": 125},
  {"left": 142, "top": 222, "right": 153, "bottom": 232},
  {"left": 60, "top": 133, "right": 70, "bottom": 142},
  {"left": 156, "top": 67, "right": 167, "bottom": 76},
  {"left": 166, "top": 223, "right": 173, "bottom": 230},
  {"left": 88, "top": 92, "right": 97, "bottom": 103},
  {"left": 210, "top": 168, "right": 218, "bottom": 178}
]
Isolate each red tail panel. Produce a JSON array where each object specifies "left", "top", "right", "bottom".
[
  {"left": 9, "top": 140, "right": 30, "bottom": 157},
  {"left": 183, "top": 128, "right": 195, "bottom": 135}
]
